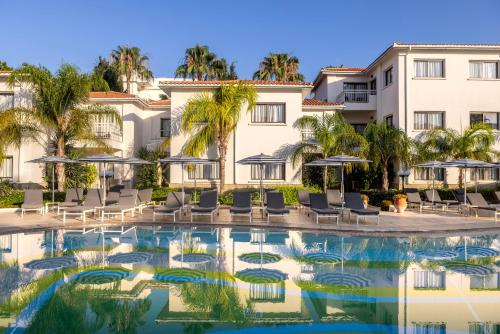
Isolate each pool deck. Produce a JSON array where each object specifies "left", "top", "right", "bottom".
[{"left": 0, "top": 206, "right": 499, "bottom": 237}]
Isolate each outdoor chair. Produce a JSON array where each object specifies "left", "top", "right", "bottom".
[
  {"left": 424, "top": 189, "right": 459, "bottom": 211},
  {"left": 106, "top": 191, "right": 120, "bottom": 205},
  {"left": 466, "top": 193, "right": 500, "bottom": 221},
  {"left": 309, "top": 193, "right": 339, "bottom": 224},
  {"left": 326, "top": 189, "right": 343, "bottom": 207},
  {"left": 297, "top": 189, "right": 311, "bottom": 213},
  {"left": 57, "top": 188, "right": 83, "bottom": 214},
  {"left": 120, "top": 188, "right": 138, "bottom": 197},
  {"left": 21, "top": 189, "right": 45, "bottom": 217},
  {"left": 494, "top": 191, "right": 500, "bottom": 203},
  {"left": 62, "top": 188, "right": 104, "bottom": 223},
  {"left": 191, "top": 190, "right": 219, "bottom": 223},
  {"left": 265, "top": 192, "right": 290, "bottom": 223},
  {"left": 406, "top": 192, "right": 434, "bottom": 212},
  {"left": 153, "top": 191, "right": 183, "bottom": 222},
  {"left": 230, "top": 191, "right": 253, "bottom": 223},
  {"left": 137, "top": 188, "right": 154, "bottom": 214},
  {"left": 344, "top": 192, "right": 379, "bottom": 225},
  {"left": 101, "top": 192, "right": 138, "bottom": 222}
]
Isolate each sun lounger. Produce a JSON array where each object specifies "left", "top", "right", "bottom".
[
  {"left": 106, "top": 191, "right": 120, "bottom": 205},
  {"left": 309, "top": 193, "right": 339, "bottom": 224},
  {"left": 466, "top": 193, "right": 500, "bottom": 221},
  {"left": 326, "top": 189, "right": 343, "bottom": 207},
  {"left": 406, "top": 192, "right": 435, "bottom": 212},
  {"left": 57, "top": 188, "right": 83, "bottom": 214},
  {"left": 494, "top": 191, "right": 500, "bottom": 203},
  {"left": 230, "top": 191, "right": 252, "bottom": 222},
  {"left": 344, "top": 192, "right": 379, "bottom": 225},
  {"left": 62, "top": 188, "right": 104, "bottom": 223},
  {"left": 191, "top": 190, "right": 219, "bottom": 223},
  {"left": 101, "top": 192, "right": 138, "bottom": 222},
  {"left": 265, "top": 192, "right": 290, "bottom": 223},
  {"left": 297, "top": 189, "right": 311, "bottom": 213},
  {"left": 137, "top": 188, "right": 154, "bottom": 213},
  {"left": 21, "top": 189, "right": 45, "bottom": 217},
  {"left": 153, "top": 191, "right": 183, "bottom": 222},
  {"left": 424, "top": 189, "right": 459, "bottom": 210}
]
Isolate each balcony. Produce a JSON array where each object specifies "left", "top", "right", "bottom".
[
  {"left": 337, "top": 90, "right": 377, "bottom": 111},
  {"left": 301, "top": 131, "right": 315, "bottom": 142},
  {"left": 93, "top": 122, "right": 122, "bottom": 142}
]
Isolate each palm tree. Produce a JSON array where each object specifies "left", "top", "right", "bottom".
[
  {"left": 364, "top": 121, "right": 414, "bottom": 191},
  {"left": 291, "top": 113, "right": 367, "bottom": 191},
  {"left": 91, "top": 56, "right": 123, "bottom": 92},
  {"left": 181, "top": 83, "right": 257, "bottom": 191},
  {"left": 209, "top": 58, "right": 238, "bottom": 80},
  {"left": 416, "top": 123, "right": 497, "bottom": 185},
  {"left": 0, "top": 60, "right": 12, "bottom": 71},
  {"left": 0, "top": 64, "right": 122, "bottom": 190},
  {"left": 111, "top": 46, "right": 153, "bottom": 93},
  {"left": 175, "top": 44, "right": 217, "bottom": 81},
  {"left": 253, "top": 53, "right": 304, "bottom": 82}
]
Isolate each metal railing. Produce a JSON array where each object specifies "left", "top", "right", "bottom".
[
  {"left": 342, "top": 90, "right": 376, "bottom": 103},
  {"left": 93, "top": 122, "right": 122, "bottom": 141},
  {"left": 301, "top": 131, "right": 315, "bottom": 141}
]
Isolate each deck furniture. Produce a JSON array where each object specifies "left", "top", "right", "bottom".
[
  {"left": 265, "top": 192, "right": 290, "bottom": 223},
  {"left": 297, "top": 189, "right": 311, "bottom": 213},
  {"left": 230, "top": 191, "right": 253, "bottom": 223},
  {"left": 309, "top": 193, "right": 339, "bottom": 224},
  {"left": 191, "top": 190, "right": 219, "bottom": 223},
  {"left": 21, "top": 189, "right": 45, "bottom": 217},
  {"left": 106, "top": 191, "right": 120, "bottom": 205},
  {"left": 57, "top": 188, "right": 83, "bottom": 214},
  {"left": 406, "top": 192, "right": 435, "bottom": 212},
  {"left": 344, "top": 192, "right": 379, "bottom": 225},
  {"left": 137, "top": 188, "right": 154, "bottom": 213},
  {"left": 466, "top": 193, "right": 500, "bottom": 221},
  {"left": 101, "top": 192, "right": 138, "bottom": 222},
  {"left": 326, "top": 189, "right": 343, "bottom": 207},
  {"left": 424, "top": 189, "right": 459, "bottom": 211},
  {"left": 153, "top": 191, "right": 183, "bottom": 222},
  {"left": 62, "top": 189, "right": 104, "bottom": 223}
]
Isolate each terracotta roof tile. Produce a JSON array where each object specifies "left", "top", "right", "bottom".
[
  {"left": 321, "top": 67, "right": 366, "bottom": 72},
  {"left": 159, "top": 80, "right": 313, "bottom": 87},
  {"left": 395, "top": 42, "right": 500, "bottom": 47},
  {"left": 147, "top": 99, "right": 171, "bottom": 106},
  {"left": 302, "top": 99, "right": 341, "bottom": 106},
  {"left": 88, "top": 91, "right": 136, "bottom": 99},
  {"left": 0, "top": 70, "right": 13, "bottom": 74}
]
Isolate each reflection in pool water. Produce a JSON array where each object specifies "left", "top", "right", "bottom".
[{"left": 0, "top": 227, "right": 498, "bottom": 333}]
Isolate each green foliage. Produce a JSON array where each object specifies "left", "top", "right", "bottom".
[
  {"left": 0, "top": 60, "right": 12, "bottom": 71},
  {"left": 253, "top": 53, "right": 304, "bottom": 82},
  {"left": 380, "top": 200, "right": 393, "bottom": 211},
  {"left": 90, "top": 56, "right": 123, "bottom": 92},
  {"left": 393, "top": 193, "right": 407, "bottom": 200},
  {"left": 151, "top": 187, "right": 179, "bottom": 202},
  {"left": 0, "top": 180, "right": 16, "bottom": 197},
  {"left": 135, "top": 147, "right": 165, "bottom": 189},
  {"left": 175, "top": 44, "right": 237, "bottom": 80},
  {"left": 64, "top": 150, "right": 98, "bottom": 189},
  {"left": 0, "top": 190, "right": 23, "bottom": 208},
  {"left": 111, "top": 46, "right": 153, "bottom": 93}
]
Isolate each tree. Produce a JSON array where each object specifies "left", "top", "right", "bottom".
[
  {"left": 416, "top": 123, "right": 497, "bottom": 185},
  {"left": 90, "top": 56, "right": 123, "bottom": 92},
  {"left": 0, "top": 60, "right": 12, "bottom": 71},
  {"left": 364, "top": 121, "right": 414, "bottom": 191},
  {"left": 111, "top": 46, "right": 153, "bottom": 93},
  {"left": 181, "top": 83, "right": 257, "bottom": 191},
  {"left": 0, "top": 64, "right": 122, "bottom": 190},
  {"left": 291, "top": 113, "right": 367, "bottom": 191},
  {"left": 175, "top": 44, "right": 237, "bottom": 81},
  {"left": 253, "top": 53, "right": 304, "bottom": 82}
]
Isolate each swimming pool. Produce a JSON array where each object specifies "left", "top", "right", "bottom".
[{"left": 0, "top": 226, "right": 498, "bottom": 333}]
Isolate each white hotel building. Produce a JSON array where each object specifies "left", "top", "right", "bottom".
[{"left": 1, "top": 42, "right": 500, "bottom": 189}]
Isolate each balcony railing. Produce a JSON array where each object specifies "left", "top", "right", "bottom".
[
  {"left": 93, "top": 122, "right": 122, "bottom": 141},
  {"left": 342, "top": 90, "right": 376, "bottom": 103},
  {"left": 301, "top": 131, "right": 315, "bottom": 142}
]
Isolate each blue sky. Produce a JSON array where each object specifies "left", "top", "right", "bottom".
[{"left": 1, "top": 0, "right": 500, "bottom": 81}]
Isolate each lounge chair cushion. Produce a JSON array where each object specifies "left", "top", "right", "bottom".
[
  {"left": 191, "top": 206, "right": 217, "bottom": 213},
  {"left": 230, "top": 206, "right": 252, "bottom": 214},
  {"left": 311, "top": 207, "right": 339, "bottom": 215},
  {"left": 350, "top": 208, "right": 379, "bottom": 215},
  {"left": 63, "top": 205, "right": 95, "bottom": 213},
  {"left": 154, "top": 206, "right": 180, "bottom": 213},
  {"left": 59, "top": 201, "right": 79, "bottom": 207},
  {"left": 22, "top": 203, "right": 44, "bottom": 209},
  {"left": 267, "top": 207, "right": 290, "bottom": 215}
]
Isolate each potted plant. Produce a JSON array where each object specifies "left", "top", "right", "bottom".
[
  {"left": 393, "top": 194, "right": 407, "bottom": 213},
  {"left": 381, "top": 200, "right": 393, "bottom": 211},
  {"left": 360, "top": 194, "right": 369, "bottom": 209}
]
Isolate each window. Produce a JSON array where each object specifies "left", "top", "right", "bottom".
[
  {"left": 187, "top": 162, "right": 219, "bottom": 179},
  {"left": 369, "top": 79, "right": 377, "bottom": 94},
  {"left": 385, "top": 115, "right": 394, "bottom": 127},
  {"left": 384, "top": 67, "right": 393, "bottom": 86},
  {"left": 414, "top": 112, "right": 444, "bottom": 130},
  {"left": 412, "top": 323, "right": 446, "bottom": 334},
  {"left": 351, "top": 123, "right": 367, "bottom": 134},
  {"left": 0, "top": 93, "right": 14, "bottom": 111},
  {"left": 160, "top": 118, "right": 170, "bottom": 137},
  {"left": 343, "top": 82, "right": 369, "bottom": 102},
  {"left": 471, "top": 168, "right": 499, "bottom": 181},
  {"left": 469, "top": 323, "right": 500, "bottom": 334},
  {"left": 0, "top": 156, "right": 13, "bottom": 180},
  {"left": 470, "top": 112, "right": 500, "bottom": 130},
  {"left": 251, "top": 103, "right": 285, "bottom": 123},
  {"left": 414, "top": 60, "right": 444, "bottom": 78},
  {"left": 414, "top": 167, "right": 445, "bottom": 181},
  {"left": 470, "top": 273, "right": 499, "bottom": 290},
  {"left": 414, "top": 271, "right": 445, "bottom": 289},
  {"left": 470, "top": 61, "right": 499, "bottom": 79},
  {"left": 251, "top": 163, "right": 285, "bottom": 180}
]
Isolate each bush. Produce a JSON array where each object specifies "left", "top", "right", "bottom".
[
  {"left": 65, "top": 164, "right": 98, "bottom": 189},
  {"left": 0, "top": 181, "right": 16, "bottom": 197},
  {"left": 381, "top": 200, "right": 392, "bottom": 211}
]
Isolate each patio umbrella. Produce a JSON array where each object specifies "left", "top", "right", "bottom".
[
  {"left": 414, "top": 160, "right": 447, "bottom": 203},
  {"left": 310, "top": 155, "right": 371, "bottom": 208},
  {"left": 26, "top": 155, "right": 79, "bottom": 203},
  {"left": 158, "top": 155, "right": 210, "bottom": 208},
  {"left": 442, "top": 158, "right": 494, "bottom": 204},
  {"left": 236, "top": 153, "right": 286, "bottom": 213},
  {"left": 79, "top": 154, "right": 126, "bottom": 203}
]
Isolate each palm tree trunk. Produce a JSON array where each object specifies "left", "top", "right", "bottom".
[
  {"left": 56, "top": 137, "right": 65, "bottom": 191},
  {"left": 156, "top": 162, "right": 162, "bottom": 187},
  {"left": 382, "top": 163, "right": 389, "bottom": 192},
  {"left": 219, "top": 142, "right": 227, "bottom": 192},
  {"left": 323, "top": 165, "right": 328, "bottom": 192}
]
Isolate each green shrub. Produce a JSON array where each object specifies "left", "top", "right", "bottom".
[
  {"left": 65, "top": 164, "right": 98, "bottom": 189},
  {"left": 0, "top": 191, "right": 24, "bottom": 208},
  {"left": 0, "top": 181, "right": 16, "bottom": 197},
  {"left": 381, "top": 200, "right": 392, "bottom": 211},
  {"left": 151, "top": 187, "right": 179, "bottom": 202}
]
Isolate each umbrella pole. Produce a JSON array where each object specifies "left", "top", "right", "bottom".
[
  {"left": 474, "top": 167, "right": 478, "bottom": 193},
  {"left": 102, "top": 163, "right": 107, "bottom": 204},
  {"left": 194, "top": 164, "right": 197, "bottom": 203},
  {"left": 463, "top": 167, "right": 467, "bottom": 206},
  {"left": 432, "top": 167, "right": 435, "bottom": 204},
  {"left": 260, "top": 164, "right": 264, "bottom": 218},
  {"left": 52, "top": 163, "right": 55, "bottom": 203},
  {"left": 181, "top": 163, "right": 185, "bottom": 216},
  {"left": 341, "top": 163, "right": 345, "bottom": 209}
]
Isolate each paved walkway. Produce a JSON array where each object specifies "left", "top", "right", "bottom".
[{"left": 1, "top": 206, "right": 499, "bottom": 236}]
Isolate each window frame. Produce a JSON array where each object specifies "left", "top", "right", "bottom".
[
  {"left": 187, "top": 161, "right": 220, "bottom": 180},
  {"left": 250, "top": 163, "right": 286, "bottom": 181},
  {"left": 413, "top": 59, "right": 445, "bottom": 78},
  {"left": 414, "top": 111, "right": 445, "bottom": 130},
  {"left": 385, "top": 115, "right": 394, "bottom": 127},
  {"left": 251, "top": 103, "right": 286, "bottom": 124},
  {"left": 470, "top": 111, "right": 500, "bottom": 130},
  {"left": 469, "top": 60, "right": 499, "bottom": 79},
  {"left": 384, "top": 67, "right": 393, "bottom": 87},
  {"left": 0, "top": 156, "right": 13, "bottom": 181},
  {"left": 160, "top": 118, "right": 171, "bottom": 138},
  {"left": 0, "top": 92, "right": 14, "bottom": 112},
  {"left": 413, "top": 167, "right": 445, "bottom": 181}
]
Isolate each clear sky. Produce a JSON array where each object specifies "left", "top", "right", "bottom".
[{"left": 1, "top": 0, "right": 500, "bottom": 82}]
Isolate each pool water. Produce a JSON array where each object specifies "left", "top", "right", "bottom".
[{"left": 0, "top": 226, "right": 498, "bottom": 333}]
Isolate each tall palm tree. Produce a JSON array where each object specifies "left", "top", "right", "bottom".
[
  {"left": 210, "top": 58, "right": 238, "bottom": 80},
  {"left": 175, "top": 44, "right": 217, "bottom": 81},
  {"left": 0, "top": 64, "right": 122, "bottom": 190},
  {"left": 0, "top": 60, "right": 12, "bottom": 71},
  {"left": 291, "top": 113, "right": 367, "bottom": 191},
  {"left": 111, "top": 46, "right": 153, "bottom": 93},
  {"left": 364, "top": 121, "right": 414, "bottom": 191},
  {"left": 181, "top": 83, "right": 257, "bottom": 191},
  {"left": 416, "top": 123, "right": 497, "bottom": 185},
  {"left": 91, "top": 56, "right": 123, "bottom": 92},
  {"left": 253, "top": 53, "right": 305, "bottom": 82}
]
